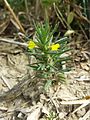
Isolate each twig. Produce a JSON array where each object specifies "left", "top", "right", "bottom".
[
  {"left": 60, "top": 99, "right": 90, "bottom": 105},
  {"left": 72, "top": 102, "right": 90, "bottom": 114},
  {"left": 0, "top": 37, "right": 27, "bottom": 47},
  {"left": 49, "top": 96, "right": 59, "bottom": 114},
  {"left": 3, "top": 0, "right": 25, "bottom": 34},
  {"left": 1, "top": 75, "right": 12, "bottom": 89},
  {"left": 79, "top": 110, "right": 90, "bottom": 120}
]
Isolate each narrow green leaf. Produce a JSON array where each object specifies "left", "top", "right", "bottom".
[
  {"left": 44, "top": 80, "right": 52, "bottom": 91},
  {"left": 67, "top": 12, "right": 75, "bottom": 25}
]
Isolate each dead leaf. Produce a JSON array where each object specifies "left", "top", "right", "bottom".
[{"left": 64, "top": 30, "right": 75, "bottom": 36}]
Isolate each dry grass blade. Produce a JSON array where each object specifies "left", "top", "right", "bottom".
[
  {"left": 0, "top": 18, "right": 10, "bottom": 34},
  {"left": 79, "top": 110, "right": 90, "bottom": 120},
  {"left": 72, "top": 102, "right": 90, "bottom": 114},
  {"left": 1, "top": 75, "right": 13, "bottom": 89},
  {"left": 0, "top": 37, "right": 27, "bottom": 47},
  {"left": 3, "top": 0, "right": 25, "bottom": 34}
]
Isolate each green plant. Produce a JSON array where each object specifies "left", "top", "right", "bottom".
[
  {"left": 46, "top": 112, "right": 56, "bottom": 120},
  {"left": 27, "top": 22, "right": 71, "bottom": 90},
  {"left": 41, "top": 0, "right": 59, "bottom": 6}
]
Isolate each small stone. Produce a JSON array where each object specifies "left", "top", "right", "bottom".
[{"left": 59, "top": 112, "right": 67, "bottom": 119}]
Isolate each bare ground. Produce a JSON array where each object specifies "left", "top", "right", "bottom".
[{"left": 0, "top": 42, "right": 90, "bottom": 120}]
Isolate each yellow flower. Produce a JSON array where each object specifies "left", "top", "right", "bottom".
[
  {"left": 50, "top": 43, "right": 60, "bottom": 51},
  {"left": 28, "top": 40, "right": 36, "bottom": 49}
]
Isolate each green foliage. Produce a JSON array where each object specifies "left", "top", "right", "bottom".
[
  {"left": 46, "top": 112, "right": 56, "bottom": 120},
  {"left": 27, "top": 22, "right": 71, "bottom": 89},
  {"left": 41, "top": 0, "right": 59, "bottom": 7},
  {"left": 67, "top": 12, "right": 75, "bottom": 25},
  {"left": 7, "top": 0, "right": 25, "bottom": 12}
]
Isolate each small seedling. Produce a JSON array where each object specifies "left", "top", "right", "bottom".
[{"left": 27, "top": 22, "right": 71, "bottom": 90}]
